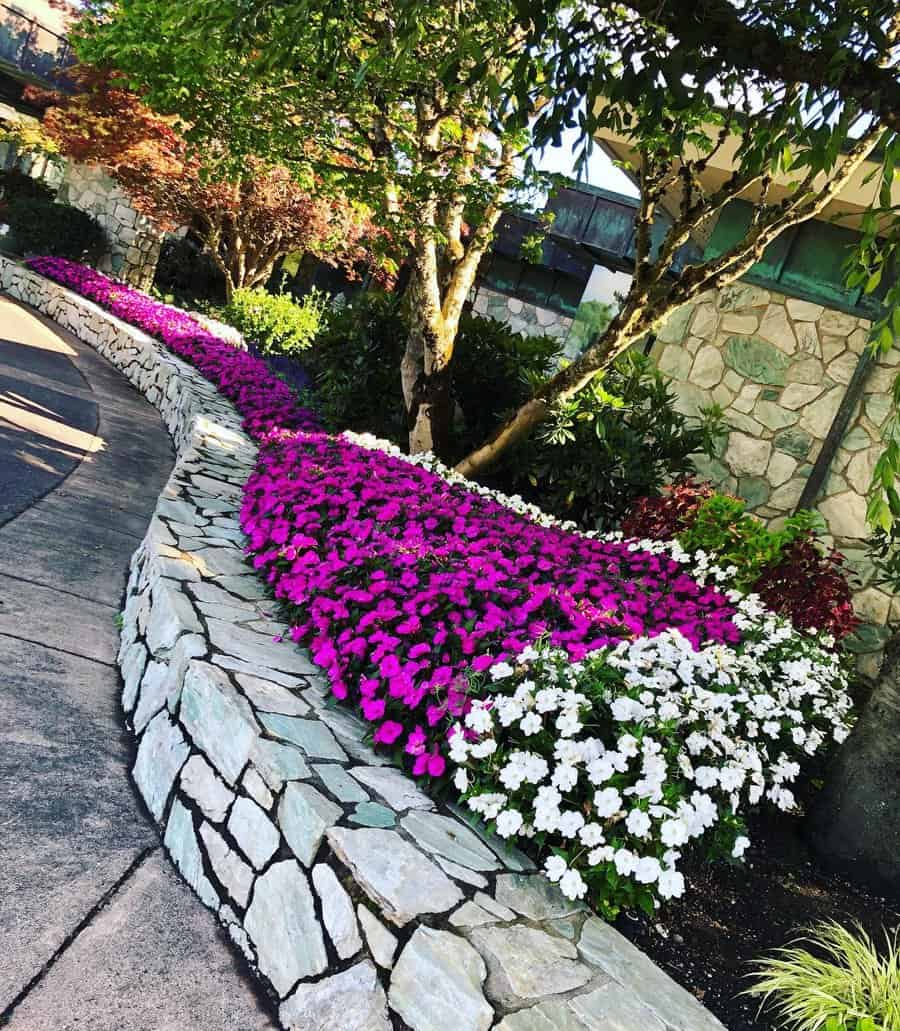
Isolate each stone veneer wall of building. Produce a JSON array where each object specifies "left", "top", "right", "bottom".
[
  {"left": 57, "top": 162, "right": 164, "bottom": 291},
  {"left": 0, "top": 254, "right": 726, "bottom": 1031},
  {"left": 653, "top": 281, "right": 897, "bottom": 673},
  {"left": 472, "top": 285, "right": 574, "bottom": 343}
]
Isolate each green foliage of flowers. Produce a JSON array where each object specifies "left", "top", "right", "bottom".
[
  {"left": 304, "top": 290, "right": 409, "bottom": 443},
  {"left": 499, "top": 352, "right": 725, "bottom": 531},
  {"left": 222, "top": 286, "right": 327, "bottom": 356},
  {"left": 7, "top": 198, "right": 107, "bottom": 264},
  {"left": 305, "top": 294, "right": 559, "bottom": 456},
  {"left": 678, "top": 498, "right": 825, "bottom": 592},
  {"left": 746, "top": 921, "right": 900, "bottom": 1031}
]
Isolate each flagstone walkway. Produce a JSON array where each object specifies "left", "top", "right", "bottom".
[{"left": 0, "top": 297, "right": 277, "bottom": 1030}]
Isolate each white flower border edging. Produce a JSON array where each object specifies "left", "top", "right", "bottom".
[{"left": 0, "top": 254, "right": 726, "bottom": 1031}]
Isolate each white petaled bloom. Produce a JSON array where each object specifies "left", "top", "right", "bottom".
[
  {"left": 519, "top": 712, "right": 543, "bottom": 736},
  {"left": 634, "top": 857, "right": 662, "bottom": 884},
  {"left": 535, "top": 689, "right": 561, "bottom": 714},
  {"left": 660, "top": 817, "right": 689, "bottom": 848},
  {"left": 658, "top": 868, "right": 685, "bottom": 899},
  {"left": 466, "top": 793, "right": 507, "bottom": 820},
  {"left": 579, "top": 823, "right": 606, "bottom": 847},
  {"left": 489, "top": 661, "right": 515, "bottom": 681},
  {"left": 617, "top": 734, "right": 640, "bottom": 758},
  {"left": 552, "top": 764, "right": 579, "bottom": 791},
  {"left": 613, "top": 848, "right": 638, "bottom": 876},
  {"left": 544, "top": 855, "right": 568, "bottom": 883},
  {"left": 470, "top": 739, "right": 497, "bottom": 759},
  {"left": 559, "top": 867, "right": 588, "bottom": 901},
  {"left": 587, "top": 755, "right": 616, "bottom": 786},
  {"left": 593, "top": 787, "right": 622, "bottom": 818},
  {"left": 495, "top": 697, "right": 524, "bottom": 727},
  {"left": 495, "top": 809, "right": 524, "bottom": 839},
  {"left": 558, "top": 809, "right": 586, "bottom": 839},
  {"left": 556, "top": 709, "right": 583, "bottom": 737},
  {"left": 732, "top": 835, "right": 751, "bottom": 859},
  {"left": 465, "top": 704, "right": 494, "bottom": 735},
  {"left": 626, "top": 808, "right": 652, "bottom": 839},
  {"left": 589, "top": 844, "right": 615, "bottom": 864},
  {"left": 693, "top": 766, "right": 719, "bottom": 789},
  {"left": 453, "top": 768, "right": 468, "bottom": 792}
]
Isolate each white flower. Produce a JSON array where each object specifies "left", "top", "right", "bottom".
[
  {"left": 593, "top": 787, "right": 622, "bottom": 818},
  {"left": 693, "top": 766, "right": 719, "bottom": 789},
  {"left": 660, "top": 818, "right": 689, "bottom": 847},
  {"left": 579, "top": 822, "right": 606, "bottom": 847},
  {"left": 465, "top": 704, "right": 494, "bottom": 735},
  {"left": 556, "top": 709, "right": 583, "bottom": 737},
  {"left": 544, "top": 855, "right": 567, "bottom": 883},
  {"left": 588, "top": 844, "right": 615, "bottom": 864},
  {"left": 586, "top": 755, "right": 616, "bottom": 786},
  {"left": 519, "top": 712, "right": 542, "bottom": 736},
  {"left": 559, "top": 867, "right": 588, "bottom": 900},
  {"left": 634, "top": 857, "right": 661, "bottom": 883},
  {"left": 658, "top": 868, "right": 685, "bottom": 899},
  {"left": 613, "top": 848, "right": 638, "bottom": 875},
  {"left": 558, "top": 810, "right": 586, "bottom": 838},
  {"left": 453, "top": 768, "right": 468, "bottom": 792},
  {"left": 535, "top": 688, "right": 561, "bottom": 713},
  {"left": 496, "top": 809, "right": 524, "bottom": 838},
  {"left": 489, "top": 661, "right": 515, "bottom": 681},
  {"left": 626, "top": 808, "right": 652, "bottom": 839},
  {"left": 552, "top": 764, "right": 579, "bottom": 791},
  {"left": 470, "top": 739, "right": 497, "bottom": 759},
  {"left": 617, "top": 733, "right": 640, "bottom": 757},
  {"left": 732, "top": 835, "right": 751, "bottom": 859},
  {"left": 611, "top": 697, "right": 647, "bottom": 722}
]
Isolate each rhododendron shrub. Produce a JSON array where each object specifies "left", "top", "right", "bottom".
[{"left": 453, "top": 605, "right": 853, "bottom": 915}]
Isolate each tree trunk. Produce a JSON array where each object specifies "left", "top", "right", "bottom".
[
  {"left": 403, "top": 298, "right": 454, "bottom": 456},
  {"left": 455, "top": 306, "right": 649, "bottom": 478},
  {"left": 402, "top": 241, "right": 455, "bottom": 456},
  {"left": 808, "top": 637, "right": 900, "bottom": 896}
]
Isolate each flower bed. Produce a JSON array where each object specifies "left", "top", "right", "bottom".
[
  {"left": 27, "top": 255, "right": 855, "bottom": 918},
  {"left": 25, "top": 257, "right": 319, "bottom": 440}
]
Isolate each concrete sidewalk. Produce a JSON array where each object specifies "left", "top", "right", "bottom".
[{"left": 0, "top": 297, "right": 276, "bottom": 1030}]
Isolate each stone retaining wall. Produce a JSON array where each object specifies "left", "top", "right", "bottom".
[
  {"left": 654, "top": 282, "right": 897, "bottom": 674},
  {"left": 58, "top": 163, "right": 164, "bottom": 290},
  {"left": 0, "top": 254, "right": 725, "bottom": 1031},
  {"left": 472, "top": 285, "right": 574, "bottom": 344}
]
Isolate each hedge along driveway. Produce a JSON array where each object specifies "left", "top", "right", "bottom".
[{"left": 3, "top": 256, "right": 727, "bottom": 1030}]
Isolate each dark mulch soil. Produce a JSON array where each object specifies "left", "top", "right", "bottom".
[{"left": 614, "top": 810, "right": 900, "bottom": 1031}]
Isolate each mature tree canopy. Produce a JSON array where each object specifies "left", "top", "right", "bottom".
[
  {"left": 31, "top": 69, "right": 379, "bottom": 298},
  {"left": 73, "top": 0, "right": 552, "bottom": 454},
  {"left": 74, "top": 1, "right": 899, "bottom": 494}
]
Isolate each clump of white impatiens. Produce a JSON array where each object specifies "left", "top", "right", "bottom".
[
  {"left": 348, "top": 432, "right": 855, "bottom": 915},
  {"left": 451, "top": 593, "right": 853, "bottom": 916}
]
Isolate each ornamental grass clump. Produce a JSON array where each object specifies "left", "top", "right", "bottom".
[{"left": 746, "top": 921, "right": 900, "bottom": 1031}]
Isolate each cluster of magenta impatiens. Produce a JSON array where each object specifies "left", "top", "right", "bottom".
[
  {"left": 30, "top": 256, "right": 740, "bottom": 775},
  {"left": 240, "top": 433, "right": 741, "bottom": 773},
  {"left": 25, "top": 257, "right": 320, "bottom": 439}
]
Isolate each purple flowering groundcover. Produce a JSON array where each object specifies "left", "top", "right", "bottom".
[{"left": 27, "top": 256, "right": 739, "bottom": 774}]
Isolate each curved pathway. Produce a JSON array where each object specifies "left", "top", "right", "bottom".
[{"left": 0, "top": 298, "right": 276, "bottom": 1030}]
